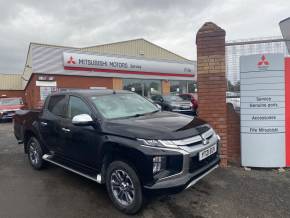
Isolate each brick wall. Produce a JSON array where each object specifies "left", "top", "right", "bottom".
[
  {"left": 55, "top": 74, "right": 114, "bottom": 89},
  {"left": 227, "top": 104, "right": 241, "bottom": 165},
  {"left": 196, "top": 22, "right": 228, "bottom": 167},
  {"left": 0, "top": 90, "right": 25, "bottom": 99},
  {"left": 25, "top": 74, "right": 115, "bottom": 109},
  {"left": 25, "top": 75, "right": 39, "bottom": 109}
]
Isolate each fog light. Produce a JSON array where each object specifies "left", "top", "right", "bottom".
[{"left": 153, "top": 156, "right": 166, "bottom": 174}]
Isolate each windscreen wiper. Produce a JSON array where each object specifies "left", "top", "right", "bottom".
[
  {"left": 125, "top": 110, "right": 160, "bottom": 118},
  {"left": 147, "top": 110, "right": 159, "bottom": 114}
]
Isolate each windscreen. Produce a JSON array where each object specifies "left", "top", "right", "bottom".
[
  {"left": 90, "top": 93, "right": 158, "bottom": 119},
  {"left": 0, "top": 98, "right": 23, "bottom": 106}
]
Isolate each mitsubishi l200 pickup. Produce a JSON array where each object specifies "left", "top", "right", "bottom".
[{"left": 14, "top": 89, "right": 220, "bottom": 214}]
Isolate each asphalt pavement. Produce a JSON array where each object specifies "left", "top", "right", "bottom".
[{"left": 0, "top": 122, "right": 290, "bottom": 218}]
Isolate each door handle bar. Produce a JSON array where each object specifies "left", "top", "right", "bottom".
[
  {"left": 62, "top": 128, "right": 71, "bottom": 133},
  {"left": 40, "top": 122, "right": 48, "bottom": 126}
]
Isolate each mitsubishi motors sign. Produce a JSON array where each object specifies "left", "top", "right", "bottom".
[
  {"left": 63, "top": 52, "right": 195, "bottom": 77},
  {"left": 240, "top": 53, "right": 290, "bottom": 167}
]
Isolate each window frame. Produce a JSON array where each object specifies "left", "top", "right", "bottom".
[
  {"left": 66, "top": 95, "right": 93, "bottom": 120},
  {"left": 46, "top": 94, "right": 68, "bottom": 118}
]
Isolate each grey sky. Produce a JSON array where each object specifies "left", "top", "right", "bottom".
[{"left": 0, "top": 0, "right": 289, "bottom": 72}]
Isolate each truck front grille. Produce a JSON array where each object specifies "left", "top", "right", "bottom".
[
  {"left": 182, "top": 128, "right": 214, "bottom": 147},
  {"left": 189, "top": 152, "right": 219, "bottom": 173},
  {"left": 159, "top": 128, "right": 215, "bottom": 147}
]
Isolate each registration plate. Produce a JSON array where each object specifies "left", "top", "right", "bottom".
[{"left": 199, "top": 144, "right": 217, "bottom": 161}]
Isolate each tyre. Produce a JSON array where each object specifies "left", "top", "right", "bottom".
[
  {"left": 27, "top": 137, "right": 46, "bottom": 170},
  {"left": 106, "top": 161, "right": 143, "bottom": 214}
]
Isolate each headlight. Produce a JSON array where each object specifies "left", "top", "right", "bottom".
[
  {"left": 138, "top": 139, "right": 179, "bottom": 149},
  {"left": 189, "top": 102, "right": 193, "bottom": 107}
]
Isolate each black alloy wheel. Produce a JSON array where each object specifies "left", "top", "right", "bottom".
[
  {"left": 27, "top": 137, "right": 45, "bottom": 170},
  {"left": 106, "top": 161, "right": 143, "bottom": 214}
]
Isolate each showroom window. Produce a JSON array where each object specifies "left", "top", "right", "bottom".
[
  {"left": 169, "top": 80, "right": 197, "bottom": 95},
  {"left": 123, "top": 79, "right": 161, "bottom": 97},
  {"left": 188, "top": 80, "right": 198, "bottom": 93},
  {"left": 170, "top": 81, "right": 187, "bottom": 94},
  {"left": 40, "top": 86, "right": 58, "bottom": 101}
]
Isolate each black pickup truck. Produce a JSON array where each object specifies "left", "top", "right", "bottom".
[{"left": 14, "top": 89, "right": 220, "bottom": 214}]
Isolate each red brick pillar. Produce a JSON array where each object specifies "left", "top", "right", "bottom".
[{"left": 196, "top": 22, "right": 228, "bottom": 167}]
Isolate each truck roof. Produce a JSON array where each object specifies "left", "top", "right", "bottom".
[{"left": 50, "top": 89, "right": 133, "bottom": 97}]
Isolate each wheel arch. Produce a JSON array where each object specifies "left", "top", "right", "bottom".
[
  {"left": 100, "top": 142, "right": 149, "bottom": 185},
  {"left": 23, "top": 129, "right": 47, "bottom": 154}
]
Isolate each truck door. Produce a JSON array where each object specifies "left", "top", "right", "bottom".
[
  {"left": 60, "top": 95, "right": 100, "bottom": 168},
  {"left": 39, "top": 94, "right": 68, "bottom": 154}
]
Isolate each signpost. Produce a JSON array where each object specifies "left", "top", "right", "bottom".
[{"left": 240, "top": 54, "right": 287, "bottom": 167}]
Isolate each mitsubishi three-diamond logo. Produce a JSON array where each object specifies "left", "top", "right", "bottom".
[
  {"left": 257, "top": 55, "right": 270, "bottom": 69},
  {"left": 67, "top": 56, "right": 76, "bottom": 64}
]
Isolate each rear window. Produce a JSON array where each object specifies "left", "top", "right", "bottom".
[
  {"left": 163, "top": 96, "right": 183, "bottom": 101},
  {"left": 47, "top": 95, "right": 66, "bottom": 117},
  {"left": 180, "top": 94, "right": 191, "bottom": 101}
]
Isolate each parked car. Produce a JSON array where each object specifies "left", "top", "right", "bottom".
[
  {"left": 0, "top": 97, "right": 24, "bottom": 121},
  {"left": 179, "top": 93, "right": 198, "bottom": 115},
  {"left": 145, "top": 97, "right": 162, "bottom": 110},
  {"left": 226, "top": 92, "right": 240, "bottom": 113},
  {"left": 14, "top": 90, "right": 220, "bottom": 214},
  {"left": 151, "top": 95, "right": 193, "bottom": 115}
]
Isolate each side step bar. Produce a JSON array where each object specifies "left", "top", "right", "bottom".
[{"left": 42, "top": 154, "right": 102, "bottom": 184}]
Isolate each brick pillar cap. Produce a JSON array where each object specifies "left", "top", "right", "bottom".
[
  {"left": 196, "top": 22, "right": 225, "bottom": 43},
  {"left": 197, "top": 22, "right": 225, "bottom": 34}
]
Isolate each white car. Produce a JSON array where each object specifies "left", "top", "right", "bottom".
[{"left": 226, "top": 92, "right": 240, "bottom": 112}]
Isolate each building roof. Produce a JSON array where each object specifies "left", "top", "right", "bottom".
[
  {"left": 55, "top": 89, "right": 132, "bottom": 97},
  {"left": 2, "top": 38, "right": 194, "bottom": 90},
  {"left": 81, "top": 38, "right": 192, "bottom": 62},
  {"left": 0, "top": 74, "right": 23, "bottom": 90}
]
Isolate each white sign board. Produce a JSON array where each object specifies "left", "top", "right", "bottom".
[
  {"left": 63, "top": 52, "right": 195, "bottom": 77},
  {"left": 240, "top": 53, "right": 285, "bottom": 167}
]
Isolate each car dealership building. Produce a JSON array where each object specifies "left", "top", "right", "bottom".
[{"left": 0, "top": 39, "right": 196, "bottom": 109}]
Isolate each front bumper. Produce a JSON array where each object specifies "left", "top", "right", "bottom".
[
  {"left": 0, "top": 111, "right": 16, "bottom": 120},
  {"left": 144, "top": 157, "right": 219, "bottom": 191},
  {"left": 143, "top": 133, "right": 220, "bottom": 192}
]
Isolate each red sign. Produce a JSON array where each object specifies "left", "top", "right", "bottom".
[
  {"left": 285, "top": 58, "right": 290, "bottom": 166},
  {"left": 257, "top": 55, "right": 270, "bottom": 66},
  {"left": 67, "top": 56, "right": 76, "bottom": 64}
]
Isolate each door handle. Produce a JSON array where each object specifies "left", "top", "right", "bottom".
[
  {"left": 62, "top": 127, "right": 71, "bottom": 133},
  {"left": 40, "top": 122, "right": 48, "bottom": 126}
]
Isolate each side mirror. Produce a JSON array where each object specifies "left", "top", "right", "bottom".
[
  {"left": 155, "top": 103, "right": 162, "bottom": 111},
  {"left": 72, "top": 114, "right": 93, "bottom": 126}
]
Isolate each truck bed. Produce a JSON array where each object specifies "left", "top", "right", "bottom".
[{"left": 14, "top": 110, "right": 41, "bottom": 142}]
